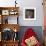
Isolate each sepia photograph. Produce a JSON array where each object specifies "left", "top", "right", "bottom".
[
  {"left": 25, "top": 9, "right": 34, "bottom": 18},
  {"left": 23, "top": 7, "right": 36, "bottom": 20}
]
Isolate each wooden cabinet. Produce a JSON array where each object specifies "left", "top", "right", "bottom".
[{"left": 0, "top": 7, "right": 20, "bottom": 46}]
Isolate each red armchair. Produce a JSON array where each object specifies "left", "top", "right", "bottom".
[{"left": 21, "top": 28, "right": 41, "bottom": 46}]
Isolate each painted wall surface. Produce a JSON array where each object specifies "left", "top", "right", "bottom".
[{"left": 0, "top": 0, "right": 43, "bottom": 26}]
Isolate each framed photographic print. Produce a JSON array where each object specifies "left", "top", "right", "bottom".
[{"left": 23, "top": 7, "right": 36, "bottom": 20}]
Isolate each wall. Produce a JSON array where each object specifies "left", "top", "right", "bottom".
[
  {"left": 18, "top": 0, "right": 43, "bottom": 26},
  {"left": 0, "top": 0, "right": 43, "bottom": 26}
]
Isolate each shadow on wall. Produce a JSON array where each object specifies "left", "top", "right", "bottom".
[{"left": 18, "top": 26, "right": 43, "bottom": 44}]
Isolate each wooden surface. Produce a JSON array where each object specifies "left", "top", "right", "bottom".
[
  {"left": 0, "top": 7, "right": 19, "bottom": 10},
  {"left": 0, "top": 41, "right": 19, "bottom": 46},
  {"left": 0, "top": 24, "right": 20, "bottom": 32}
]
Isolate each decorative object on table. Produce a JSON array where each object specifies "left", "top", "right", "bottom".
[
  {"left": 2, "top": 10, "right": 9, "bottom": 15},
  {"left": 13, "top": 28, "right": 17, "bottom": 32},
  {"left": 23, "top": 7, "right": 36, "bottom": 20},
  {"left": 21, "top": 28, "right": 41, "bottom": 46},
  {"left": 9, "top": 10, "right": 18, "bottom": 15}
]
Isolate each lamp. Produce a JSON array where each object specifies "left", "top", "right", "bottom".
[{"left": 15, "top": 0, "right": 17, "bottom": 7}]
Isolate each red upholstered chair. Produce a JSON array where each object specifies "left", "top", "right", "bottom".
[{"left": 21, "top": 28, "right": 41, "bottom": 46}]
